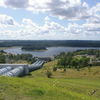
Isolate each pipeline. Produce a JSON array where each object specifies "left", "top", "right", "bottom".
[
  {"left": 0, "top": 67, "right": 12, "bottom": 75},
  {"left": 3, "top": 66, "right": 24, "bottom": 77},
  {"left": 1, "top": 60, "right": 44, "bottom": 77},
  {"left": 28, "top": 60, "right": 44, "bottom": 72}
]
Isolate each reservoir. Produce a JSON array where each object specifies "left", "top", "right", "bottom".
[{"left": 4, "top": 47, "right": 100, "bottom": 58}]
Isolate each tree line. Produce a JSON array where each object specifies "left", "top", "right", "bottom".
[
  {"left": 56, "top": 49, "right": 100, "bottom": 71},
  {"left": 0, "top": 51, "right": 35, "bottom": 64},
  {"left": 57, "top": 52, "right": 90, "bottom": 71}
]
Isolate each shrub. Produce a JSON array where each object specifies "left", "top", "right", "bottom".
[
  {"left": 46, "top": 70, "right": 52, "bottom": 78},
  {"left": 63, "top": 68, "right": 66, "bottom": 72},
  {"left": 53, "top": 67, "right": 57, "bottom": 71}
]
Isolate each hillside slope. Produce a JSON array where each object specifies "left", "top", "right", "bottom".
[{"left": 0, "top": 61, "right": 100, "bottom": 100}]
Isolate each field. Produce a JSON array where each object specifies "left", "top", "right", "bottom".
[{"left": 0, "top": 60, "right": 100, "bottom": 100}]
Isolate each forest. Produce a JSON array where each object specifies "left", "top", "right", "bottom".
[{"left": 0, "top": 40, "right": 100, "bottom": 48}]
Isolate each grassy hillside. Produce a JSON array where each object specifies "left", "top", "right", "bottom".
[
  {"left": 0, "top": 60, "right": 100, "bottom": 100},
  {"left": 43, "top": 60, "right": 100, "bottom": 79}
]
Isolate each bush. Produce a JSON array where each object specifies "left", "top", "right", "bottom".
[
  {"left": 46, "top": 71, "right": 52, "bottom": 78},
  {"left": 53, "top": 67, "right": 57, "bottom": 71},
  {"left": 63, "top": 68, "right": 66, "bottom": 72}
]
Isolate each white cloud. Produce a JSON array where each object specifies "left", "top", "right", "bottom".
[
  {"left": 0, "top": 14, "right": 17, "bottom": 27},
  {"left": 4, "top": 0, "right": 29, "bottom": 8},
  {"left": 0, "top": 15, "right": 100, "bottom": 40},
  {"left": 27, "top": 0, "right": 91, "bottom": 20},
  {"left": 22, "top": 18, "right": 37, "bottom": 27},
  {"left": 47, "top": 0, "right": 91, "bottom": 20},
  {"left": 84, "top": 4, "right": 100, "bottom": 33},
  {"left": 90, "top": 3, "right": 100, "bottom": 14},
  {"left": 44, "top": 16, "right": 50, "bottom": 22},
  {"left": 0, "top": 0, "right": 97, "bottom": 20},
  {"left": 0, "top": 0, "right": 5, "bottom": 7},
  {"left": 0, "top": 0, "right": 100, "bottom": 40},
  {"left": 87, "top": 3, "right": 100, "bottom": 24},
  {"left": 87, "top": 15, "right": 100, "bottom": 24},
  {"left": 67, "top": 23, "right": 83, "bottom": 34}
]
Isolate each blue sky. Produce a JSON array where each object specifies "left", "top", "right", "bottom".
[{"left": 0, "top": 0, "right": 100, "bottom": 40}]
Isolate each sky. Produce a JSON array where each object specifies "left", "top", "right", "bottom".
[{"left": 0, "top": 0, "right": 100, "bottom": 40}]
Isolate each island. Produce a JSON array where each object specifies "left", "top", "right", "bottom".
[{"left": 21, "top": 45, "right": 47, "bottom": 51}]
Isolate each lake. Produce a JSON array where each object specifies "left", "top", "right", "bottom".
[{"left": 4, "top": 47, "right": 100, "bottom": 58}]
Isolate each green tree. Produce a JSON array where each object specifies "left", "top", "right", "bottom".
[
  {"left": 71, "top": 56, "right": 90, "bottom": 71},
  {"left": 0, "top": 54, "right": 6, "bottom": 63},
  {"left": 57, "top": 53, "right": 73, "bottom": 71},
  {"left": 46, "top": 70, "right": 52, "bottom": 78}
]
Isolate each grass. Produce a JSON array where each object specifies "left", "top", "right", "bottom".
[
  {"left": 0, "top": 47, "right": 14, "bottom": 50},
  {"left": 0, "top": 60, "right": 100, "bottom": 100},
  {"left": 0, "top": 47, "right": 8, "bottom": 50}
]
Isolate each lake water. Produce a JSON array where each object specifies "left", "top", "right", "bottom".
[{"left": 4, "top": 47, "right": 100, "bottom": 58}]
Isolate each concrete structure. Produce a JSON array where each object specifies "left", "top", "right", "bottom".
[
  {"left": 0, "top": 67, "right": 12, "bottom": 75},
  {"left": 0, "top": 60, "right": 44, "bottom": 77}
]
